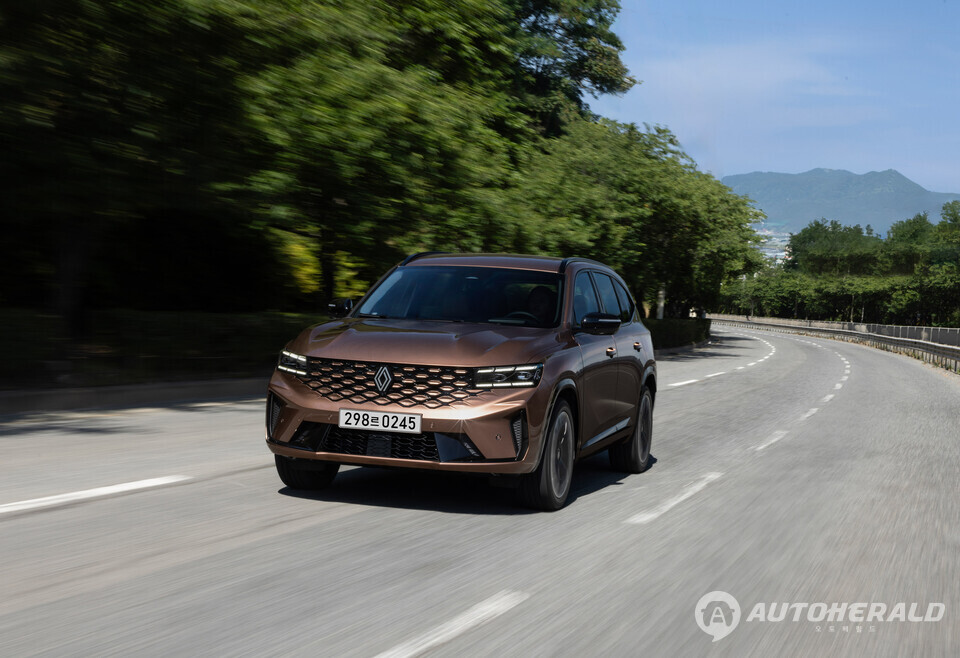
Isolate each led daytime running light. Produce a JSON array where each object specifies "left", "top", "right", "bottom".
[{"left": 475, "top": 364, "right": 543, "bottom": 388}]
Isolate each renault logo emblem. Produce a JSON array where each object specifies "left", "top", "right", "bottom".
[{"left": 374, "top": 366, "right": 393, "bottom": 392}]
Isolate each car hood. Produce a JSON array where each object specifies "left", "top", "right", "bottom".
[{"left": 287, "top": 318, "right": 561, "bottom": 367}]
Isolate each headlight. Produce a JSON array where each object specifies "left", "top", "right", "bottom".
[
  {"left": 278, "top": 350, "right": 307, "bottom": 375},
  {"left": 475, "top": 364, "right": 543, "bottom": 388}
]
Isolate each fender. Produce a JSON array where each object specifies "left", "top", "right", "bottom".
[
  {"left": 533, "top": 377, "right": 579, "bottom": 467},
  {"left": 641, "top": 362, "right": 657, "bottom": 400}
]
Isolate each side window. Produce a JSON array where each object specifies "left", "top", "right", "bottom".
[
  {"left": 573, "top": 271, "right": 600, "bottom": 325},
  {"left": 613, "top": 279, "right": 635, "bottom": 324},
  {"left": 592, "top": 273, "right": 622, "bottom": 318}
]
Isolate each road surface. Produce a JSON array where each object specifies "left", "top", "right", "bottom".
[{"left": 1, "top": 327, "right": 957, "bottom": 656}]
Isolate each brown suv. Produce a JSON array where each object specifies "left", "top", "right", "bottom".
[{"left": 265, "top": 253, "right": 656, "bottom": 510}]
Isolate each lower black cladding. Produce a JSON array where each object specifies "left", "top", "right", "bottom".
[
  {"left": 266, "top": 393, "right": 285, "bottom": 439},
  {"left": 326, "top": 426, "right": 440, "bottom": 461},
  {"left": 284, "top": 422, "right": 481, "bottom": 462}
]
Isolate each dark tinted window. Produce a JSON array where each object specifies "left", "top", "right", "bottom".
[
  {"left": 355, "top": 266, "right": 562, "bottom": 327},
  {"left": 613, "top": 279, "right": 635, "bottom": 323},
  {"left": 592, "top": 273, "right": 621, "bottom": 317},
  {"left": 573, "top": 271, "right": 600, "bottom": 324}
]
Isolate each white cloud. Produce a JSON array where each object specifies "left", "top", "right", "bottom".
[
  {"left": 635, "top": 33, "right": 880, "bottom": 131},
  {"left": 592, "top": 31, "right": 901, "bottom": 182}
]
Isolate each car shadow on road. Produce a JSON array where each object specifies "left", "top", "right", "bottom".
[{"left": 279, "top": 453, "right": 658, "bottom": 515}]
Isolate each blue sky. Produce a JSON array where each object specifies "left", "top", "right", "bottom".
[{"left": 590, "top": 1, "right": 960, "bottom": 192}]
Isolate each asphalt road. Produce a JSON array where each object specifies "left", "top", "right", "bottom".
[{"left": 1, "top": 327, "right": 958, "bottom": 656}]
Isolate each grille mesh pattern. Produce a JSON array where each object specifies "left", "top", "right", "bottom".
[
  {"left": 296, "top": 358, "right": 487, "bottom": 408},
  {"left": 323, "top": 427, "right": 440, "bottom": 461}
]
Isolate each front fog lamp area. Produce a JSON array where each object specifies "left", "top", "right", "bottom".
[
  {"left": 278, "top": 350, "right": 307, "bottom": 376},
  {"left": 475, "top": 364, "right": 543, "bottom": 388}
]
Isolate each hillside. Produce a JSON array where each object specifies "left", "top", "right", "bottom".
[{"left": 721, "top": 168, "right": 960, "bottom": 234}]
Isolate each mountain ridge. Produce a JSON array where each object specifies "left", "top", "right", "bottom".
[{"left": 721, "top": 168, "right": 960, "bottom": 234}]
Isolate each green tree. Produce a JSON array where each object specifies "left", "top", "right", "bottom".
[
  {"left": 244, "top": 1, "right": 520, "bottom": 302},
  {"left": 511, "top": 119, "right": 762, "bottom": 315},
  {"left": 510, "top": 0, "right": 635, "bottom": 135},
  {"left": 0, "top": 0, "right": 280, "bottom": 329},
  {"left": 880, "top": 212, "right": 936, "bottom": 274}
]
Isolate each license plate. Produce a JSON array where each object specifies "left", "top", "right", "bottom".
[{"left": 338, "top": 409, "right": 422, "bottom": 434}]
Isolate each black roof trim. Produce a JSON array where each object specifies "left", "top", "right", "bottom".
[
  {"left": 558, "top": 257, "right": 608, "bottom": 274},
  {"left": 400, "top": 251, "right": 449, "bottom": 266}
]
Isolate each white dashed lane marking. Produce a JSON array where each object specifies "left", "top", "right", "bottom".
[
  {"left": 625, "top": 473, "right": 724, "bottom": 524},
  {"left": 663, "top": 331, "right": 775, "bottom": 387},
  {"left": 375, "top": 591, "right": 530, "bottom": 658},
  {"left": 754, "top": 430, "right": 788, "bottom": 451},
  {"left": 0, "top": 476, "right": 192, "bottom": 516},
  {"left": 800, "top": 408, "right": 819, "bottom": 420}
]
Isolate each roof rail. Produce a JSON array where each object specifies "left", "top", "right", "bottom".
[
  {"left": 400, "top": 251, "right": 449, "bottom": 266},
  {"left": 558, "top": 257, "right": 607, "bottom": 274}
]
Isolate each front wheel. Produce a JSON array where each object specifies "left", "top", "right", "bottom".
[
  {"left": 519, "top": 400, "right": 576, "bottom": 511},
  {"left": 275, "top": 455, "right": 339, "bottom": 490},
  {"left": 609, "top": 387, "right": 653, "bottom": 473}
]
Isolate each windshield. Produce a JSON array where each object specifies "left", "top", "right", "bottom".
[{"left": 354, "top": 266, "right": 563, "bottom": 328}]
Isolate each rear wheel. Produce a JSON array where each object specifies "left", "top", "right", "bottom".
[
  {"left": 609, "top": 387, "right": 653, "bottom": 473},
  {"left": 275, "top": 455, "right": 339, "bottom": 490},
  {"left": 519, "top": 400, "right": 575, "bottom": 511}
]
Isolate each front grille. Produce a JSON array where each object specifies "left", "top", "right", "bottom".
[
  {"left": 323, "top": 427, "right": 440, "bottom": 461},
  {"left": 295, "top": 358, "right": 488, "bottom": 409}
]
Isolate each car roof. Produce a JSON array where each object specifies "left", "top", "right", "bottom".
[{"left": 401, "top": 252, "right": 611, "bottom": 274}]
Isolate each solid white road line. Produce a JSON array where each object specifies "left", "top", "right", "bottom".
[
  {"left": 0, "top": 476, "right": 192, "bottom": 515},
  {"left": 375, "top": 590, "right": 530, "bottom": 658},
  {"left": 670, "top": 380, "right": 699, "bottom": 387},
  {"left": 755, "top": 430, "right": 788, "bottom": 451},
  {"left": 626, "top": 472, "right": 723, "bottom": 525}
]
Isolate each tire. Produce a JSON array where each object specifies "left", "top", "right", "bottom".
[
  {"left": 519, "top": 400, "right": 576, "bottom": 511},
  {"left": 609, "top": 387, "right": 653, "bottom": 474},
  {"left": 275, "top": 455, "right": 339, "bottom": 490}
]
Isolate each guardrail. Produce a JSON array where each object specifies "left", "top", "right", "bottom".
[{"left": 709, "top": 314, "right": 960, "bottom": 374}]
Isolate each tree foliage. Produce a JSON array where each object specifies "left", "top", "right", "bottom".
[
  {"left": 1, "top": 0, "right": 759, "bottom": 331},
  {"left": 720, "top": 204, "right": 960, "bottom": 325}
]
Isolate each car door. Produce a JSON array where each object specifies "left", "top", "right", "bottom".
[
  {"left": 591, "top": 272, "right": 642, "bottom": 422},
  {"left": 572, "top": 270, "right": 620, "bottom": 448}
]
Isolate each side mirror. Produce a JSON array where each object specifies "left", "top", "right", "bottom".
[
  {"left": 327, "top": 298, "right": 354, "bottom": 318},
  {"left": 580, "top": 312, "right": 621, "bottom": 335}
]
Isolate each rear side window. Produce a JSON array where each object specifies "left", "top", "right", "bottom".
[
  {"left": 592, "top": 273, "right": 622, "bottom": 318},
  {"left": 612, "top": 279, "right": 635, "bottom": 323},
  {"left": 573, "top": 271, "right": 600, "bottom": 324}
]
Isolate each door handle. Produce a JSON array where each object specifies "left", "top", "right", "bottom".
[
  {"left": 633, "top": 342, "right": 642, "bottom": 352},
  {"left": 606, "top": 347, "right": 617, "bottom": 357}
]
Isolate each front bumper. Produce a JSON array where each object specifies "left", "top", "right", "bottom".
[{"left": 265, "top": 370, "right": 549, "bottom": 474}]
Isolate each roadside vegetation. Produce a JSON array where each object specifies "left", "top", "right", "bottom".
[
  {"left": 719, "top": 202, "right": 960, "bottom": 326},
  {"left": 0, "top": 1, "right": 772, "bottom": 386}
]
